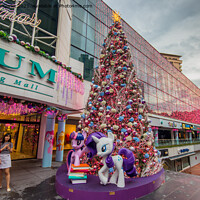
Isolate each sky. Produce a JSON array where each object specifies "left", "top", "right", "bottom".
[{"left": 103, "top": 0, "right": 200, "bottom": 88}]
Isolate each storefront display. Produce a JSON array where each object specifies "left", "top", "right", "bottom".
[{"left": 0, "top": 114, "right": 40, "bottom": 160}]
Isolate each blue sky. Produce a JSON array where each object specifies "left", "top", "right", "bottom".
[{"left": 103, "top": 0, "right": 200, "bottom": 88}]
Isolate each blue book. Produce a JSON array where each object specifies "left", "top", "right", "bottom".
[{"left": 68, "top": 175, "right": 87, "bottom": 180}]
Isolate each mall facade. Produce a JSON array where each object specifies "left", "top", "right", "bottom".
[
  {"left": 0, "top": 0, "right": 84, "bottom": 165},
  {"left": 0, "top": 0, "right": 200, "bottom": 171}
]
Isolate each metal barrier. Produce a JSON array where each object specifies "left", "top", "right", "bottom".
[{"left": 158, "top": 139, "right": 200, "bottom": 147}]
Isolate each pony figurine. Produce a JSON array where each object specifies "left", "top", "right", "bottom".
[
  {"left": 86, "top": 132, "right": 137, "bottom": 188},
  {"left": 56, "top": 131, "right": 65, "bottom": 151},
  {"left": 66, "top": 131, "right": 87, "bottom": 174},
  {"left": 45, "top": 131, "right": 54, "bottom": 154}
]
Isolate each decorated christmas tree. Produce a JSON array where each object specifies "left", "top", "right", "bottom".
[{"left": 78, "top": 11, "right": 162, "bottom": 177}]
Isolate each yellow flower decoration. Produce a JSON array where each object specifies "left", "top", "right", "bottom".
[{"left": 112, "top": 10, "right": 121, "bottom": 22}]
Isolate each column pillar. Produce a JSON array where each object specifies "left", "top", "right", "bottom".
[
  {"left": 152, "top": 127, "right": 159, "bottom": 147},
  {"left": 173, "top": 129, "right": 179, "bottom": 145},
  {"left": 189, "top": 131, "right": 192, "bottom": 143},
  {"left": 37, "top": 112, "right": 47, "bottom": 159},
  {"left": 56, "top": 115, "right": 67, "bottom": 162},
  {"left": 171, "top": 129, "right": 175, "bottom": 145},
  {"left": 42, "top": 114, "right": 56, "bottom": 168}
]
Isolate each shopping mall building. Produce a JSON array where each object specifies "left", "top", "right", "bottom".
[{"left": 0, "top": 0, "right": 200, "bottom": 171}]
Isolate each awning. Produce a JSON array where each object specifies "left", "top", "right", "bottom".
[{"left": 169, "top": 152, "right": 195, "bottom": 160}]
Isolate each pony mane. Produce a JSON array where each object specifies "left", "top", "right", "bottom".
[
  {"left": 85, "top": 132, "right": 106, "bottom": 158},
  {"left": 86, "top": 132, "right": 115, "bottom": 168},
  {"left": 70, "top": 131, "right": 84, "bottom": 140},
  {"left": 105, "top": 143, "right": 115, "bottom": 168}
]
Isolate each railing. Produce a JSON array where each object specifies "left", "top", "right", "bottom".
[
  {"left": 157, "top": 139, "right": 200, "bottom": 147},
  {"left": 0, "top": 0, "right": 57, "bottom": 50},
  {"left": 0, "top": 21, "right": 57, "bottom": 49}
]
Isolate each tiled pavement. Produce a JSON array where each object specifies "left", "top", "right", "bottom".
[
  {"left": 0, "top": 159, "right": 62, "bottom": 200},
  {"left": 1, "top": 159, "right": 200, "bottom": 200},
  {"left": 182, "top": 163, "right": 200, "bottom": 176}
]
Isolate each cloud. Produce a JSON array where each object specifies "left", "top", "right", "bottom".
[{"left": 103, "top": 0, "right": 200, "bottom": 87}]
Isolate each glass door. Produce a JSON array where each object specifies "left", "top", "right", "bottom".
[
  {"left": 0, "top": 123, "right": 19, "bottom": 152},
  {"left": 0, "top": 122, "right": 40, "bottom": 160},
  {"left": 20, "top": 124, "right": 39, "bottom": 159}
]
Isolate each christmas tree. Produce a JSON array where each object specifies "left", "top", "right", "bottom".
[{"left": 78, "top": 11, "right": 162, "bottom": 177}]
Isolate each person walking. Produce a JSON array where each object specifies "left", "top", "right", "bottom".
[{"left": 0, "top": 133, "right": 13, "bottom": 192}]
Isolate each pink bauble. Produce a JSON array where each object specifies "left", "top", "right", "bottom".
[{"left": 127, "top": 128, "right": 132, "bottom": 133}]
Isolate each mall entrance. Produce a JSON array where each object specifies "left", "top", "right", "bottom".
[{"left": 0, "top": 114, "right": 41, "bottom": 160}]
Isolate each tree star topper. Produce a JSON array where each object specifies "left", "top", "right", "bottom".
[{"left": 112, "top": 10, "right": 121, "bottom": 22}]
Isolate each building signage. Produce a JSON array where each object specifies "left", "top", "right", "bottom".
[
  {"left": 0, "top": 39, "right": 84, "bottom": 110},
  {"left": 160, "top": 119, "right": 182, "bottom": 129},
  {"left": 0, "top": 46, "right": 57, "bottom": 98},
  {"left": 0, "top": 47, "right": 57, "bottom": 85},
  {"left": 0, "top": 0, "right": 41, "bottom": 27},
  {"left": 178, "top": 148, "right": 190, "bottom": 154},
  {"left": 182, "top": 123, "right": 191, "bottom": 130},
  {"left": 159, "top": 149, "right": 169, "bottom": 157},
  {"left": 168, "top": 122, "right": 177, "bottom": 128}
]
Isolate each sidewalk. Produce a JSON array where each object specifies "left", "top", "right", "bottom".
[
  {"left": 0, "top": 159, "right": 63, "bottom": 200},
  {"left": 1, "top": 159, "right": 200, "bottom": 200},
  {"left": 182, "top": 164, "right": 200, "bottom": 176}
]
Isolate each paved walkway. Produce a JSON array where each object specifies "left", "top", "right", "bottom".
[
  {"left": 182, "top": 164, "right": 200, "bottom": 176},
  {"left": 0, "top": 159, "right": 63, "bottom": 200},
  {"left": 0, "top": 159, "right": 200, "bottom": 199}
]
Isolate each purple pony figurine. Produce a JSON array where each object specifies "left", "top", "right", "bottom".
[
  {"left": 66, "top": 131, "right": 87, "bottom": 174},
  {"left": 86, "top": 132, "right": 137, "bottom": 188}
]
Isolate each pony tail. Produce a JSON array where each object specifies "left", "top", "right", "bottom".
[
  {"left": 66, "top": 149, "right": 74, "bottom": 170},
  {"left": 105, "top": 154, "right": 114, "bottom": 168},
  {"left": 118, "top": 148, "right": 137, "bottom": 177}
]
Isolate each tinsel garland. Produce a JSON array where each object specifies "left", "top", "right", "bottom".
[
  {"left": 0, "top": 30, "right": 83, "bottom": 81},
  {"left": 79, "top": 20, "right": 162, "bottom": 177}
]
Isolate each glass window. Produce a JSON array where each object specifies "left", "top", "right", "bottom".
[
  {"left": 87, "top": 26, "right": 95, "bottom": 42},
  {"left": 86, "top": 39, "right": 95, "bottom": 55},
  {"left": 175, "top": 159, "right": 182, "bottom": 172},
  {"left": 70, "top": 46, "right": 86, "bottom": 61},
  {"left": 87, "top": 13, "right": 96, "bottom": 28},
  {"left": 148, "top": 94, "right": 157, "bottom": 105},
  {"left": 71, "top": 30, "right": 86, "bottom": 51},
  {"left": 78, "top": 53, "right": 94, "bottom": 82},
  {"left": 11, "top": 0, "right": 37, "bottom": 43},
  {"left": 72, "top": 2, "right": 87, "bottom": 23},
  {"left": 73, "top": 0, "right": 87, "bottom": 6},
  {"left": 37, "top": 115, "right": 41, "bottom": 122},
  {"left": 87, "top": 1, "right": 96, "bottom": 15},
  {"left": 70, "top": 45, "right": 94, "bottom": 82},
  {"left": 0, "top": 0, "right": 58, "bottom": 55},
  {"left": 72, "top": 16, "right": 87, "bottom": 36},
  {"left": 20, "top": 124, "right": 39, "bottom": 159},
  {"left": 37, "top": 0, "right": 58, "bottom": 35},
  {"left": 0, "top": 122, "right": 39, "bottom": 160},
  {"left": 94, "top": 44, "right": 101, "bottom": 58},
  {"left": 29, "top": 115, "right": 37, "bottom": 122},
  {"left": 88, "top": 0, "right": 97, "bottom": 5}
]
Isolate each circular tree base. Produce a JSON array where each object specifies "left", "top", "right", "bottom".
[{"left": 55, "top": 164, "right": 165, "bottom": 200}]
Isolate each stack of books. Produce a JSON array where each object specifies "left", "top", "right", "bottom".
[{"left": 68, "top": 164, "right": 90, "bottom": 184}]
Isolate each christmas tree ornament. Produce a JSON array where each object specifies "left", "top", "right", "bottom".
[{"left": 80, "top": 11, "right": 162, "bottom": 178}]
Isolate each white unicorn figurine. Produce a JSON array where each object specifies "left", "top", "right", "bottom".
[{"left": 86, "top": 132, "right": 137, "bottom": 188}]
